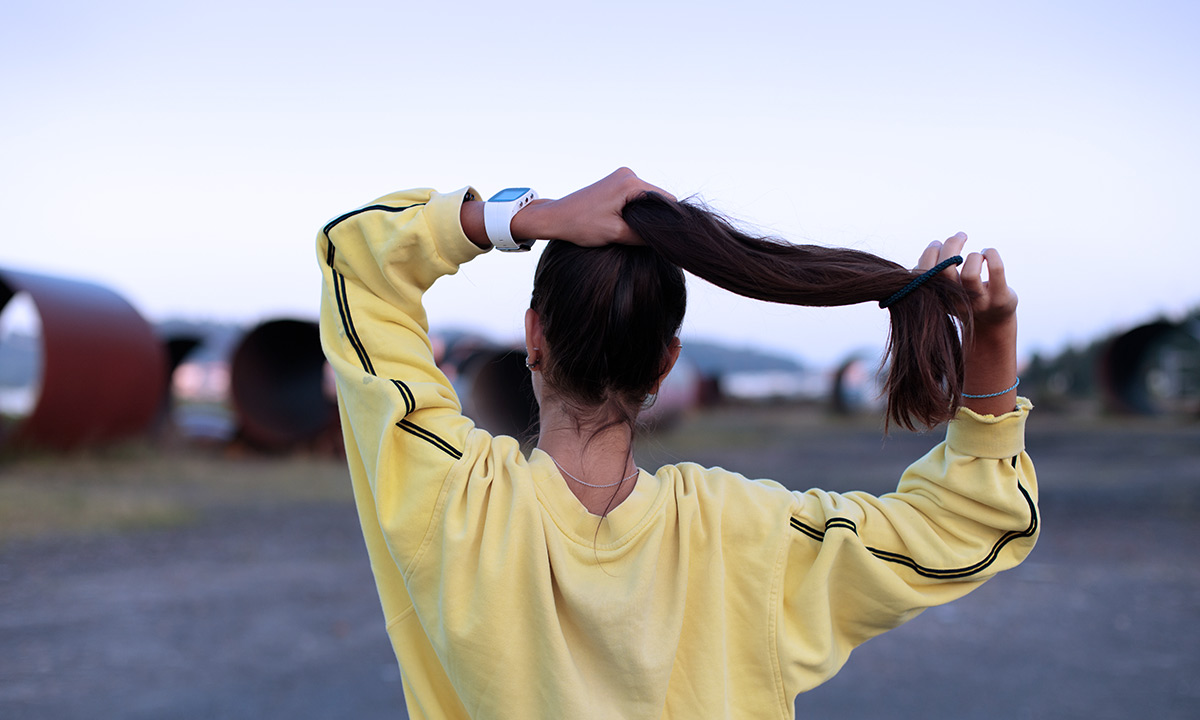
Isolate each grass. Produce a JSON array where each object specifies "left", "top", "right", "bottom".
[
  {"left": 3, "top": 403, "right": 1196, "bottom": 542},
  {"left": 0, "top": 444, "right": 353, "bottom": 543}
]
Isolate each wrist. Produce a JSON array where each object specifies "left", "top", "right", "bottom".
[
  {"left": 962, "top": 316, "right": 1019, "bottom": 413},
  {"left": 460, "top": 201, "right": 490, "bottom": 249},
  {"left": 969, "top": 317, "right": 1017, "bottom": 353},
  {"left": 510, "top": 198, "right": 554, "bottom": 241}
]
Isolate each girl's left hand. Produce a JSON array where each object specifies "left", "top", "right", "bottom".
[
  {"left": 915, "top": 232, "right": 1018, "bottom": 335},
  {"left": 917, "top": 231, "right": 1020, "bottom": 414}
]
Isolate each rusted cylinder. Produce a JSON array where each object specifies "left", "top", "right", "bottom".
[
  {"left": 229, "top": 319, "right": 337, "bottom": 450},
  {"left": 1097, "top": 320, "right": 1200, "bottom": 415},
  {"left": 453, "top": 348, "right": 539, "bottom": 438},
  {"left": 0, "top": 267, "right": 166, "bottom": 449}
]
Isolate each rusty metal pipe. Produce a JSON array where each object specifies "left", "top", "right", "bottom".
[
  {"left": 453, "top": 348, "right": 539, "bottom": 438},
  {"left": 0, "top": 267, "right": 166, "bottom": 450},
  {"left": 1098, "top": 320, "right": 1200, "bottom": 415},
  {"left": 229, "top": 319, "right": 337, "bottom": 450}
]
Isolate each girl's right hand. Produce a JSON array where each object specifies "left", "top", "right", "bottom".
[{"left": 512, "top": 168, "right": 675, "bottom": 248}]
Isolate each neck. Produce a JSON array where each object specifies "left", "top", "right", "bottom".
[{"left": 536, "top": 399, "right": 638, "bottom": 516}]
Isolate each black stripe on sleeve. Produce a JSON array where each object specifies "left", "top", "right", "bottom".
[
  {"left": 323, "top": 202, "right": 454, "bottom": 442},
  {"left": 321, "top": 203, "right": 428, "bottom": 377},
  {"left": 323, "top": 202, "right": 427, "bottom": 237},
  {"left": 823, "top": 518, "right": 858, "bottom": 534},
  {"left": 396, "top": 419, "right": 462, "bottom": 460},
  {"left": 790, "top": 519, "right": 825, "bottom": 543},
  {"left": 331, "top": 269, "right": 375, "bottom": 375},
  {"left": 390, "top": 379, "right": 416, "bottom": 416},
  {"left": 790, "top": 479, "right": 1038, "bottom": 580}
]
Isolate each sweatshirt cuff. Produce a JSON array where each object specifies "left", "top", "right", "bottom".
[
  {"left": 945, "top": 396, "right": 1032, "bottom": 459},
  {"left": 427, "top": 186, "right": 490, "bottom": 268}
]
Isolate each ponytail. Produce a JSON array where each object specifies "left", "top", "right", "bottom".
[{"left": 621, "top": 193, "right": 974, "bottom": 431}]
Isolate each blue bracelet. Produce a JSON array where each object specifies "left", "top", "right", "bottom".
[
  {"left": 962, "top": 378, "right": 1020, "bottom": 399},
  {"left": 879, "top": 256, "right": 964, "bottom": 309}
]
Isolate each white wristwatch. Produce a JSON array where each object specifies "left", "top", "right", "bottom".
[{"left": 484, "top": 188, "right": 538, "bottom": 252}]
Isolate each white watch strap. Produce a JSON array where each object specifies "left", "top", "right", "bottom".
[
  {"left": 484, "top": 190, "right": 537, "bottom": 251},
  {"left": 484, "top": 201, "right": 520, "bottom": 249}
]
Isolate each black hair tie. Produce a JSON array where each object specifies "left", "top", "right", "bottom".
[{"left": 879, "top": 256, "right": 964, "bottom": 309}]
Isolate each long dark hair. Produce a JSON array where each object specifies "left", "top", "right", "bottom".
[{"left": 531, "top": 192, "right": 974, "bottom": 432}]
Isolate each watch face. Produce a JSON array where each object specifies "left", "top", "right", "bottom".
[{"left": 488, "top": 187, "right": 532, "bottom": 203}]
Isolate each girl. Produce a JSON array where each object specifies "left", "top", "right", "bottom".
[{"left": 318, "top": 168, "right": 1037, "bottom": 719}]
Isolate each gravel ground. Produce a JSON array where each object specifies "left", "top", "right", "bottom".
[{"left": 2, "top": 410, "right": 1198, "bottom": 719}]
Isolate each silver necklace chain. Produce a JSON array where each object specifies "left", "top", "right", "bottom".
[{"left": 550, "top": 456, "right": 639, "bottom": 489}]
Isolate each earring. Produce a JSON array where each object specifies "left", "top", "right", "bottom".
[{"left": 526, "top": 347, "right": 541, "bottom": 371}]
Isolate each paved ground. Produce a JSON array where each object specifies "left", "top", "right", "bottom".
[{"left": 2, "top": 408, "right": 1198, "bottom": 719}]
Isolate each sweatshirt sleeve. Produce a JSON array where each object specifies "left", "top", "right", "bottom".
[
  {"left": 316, "top": 186, "right": 489, "bottom": 574},
  {"left": 776, "top": 398, "right": 1039, "bottom": 695}
]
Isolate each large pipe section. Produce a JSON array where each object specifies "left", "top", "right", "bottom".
[
  {"left": 451, "top": 346, "right": 540, "bottom": 439},
  {"left": 0, "top": 267, "right": 166, "bottom": 450},
  {"left": 229, "top": 319, "right": 338, "bottom": 451},
  {"left": 1097, "top": 319, "right": 1200, "bottom": 416}
]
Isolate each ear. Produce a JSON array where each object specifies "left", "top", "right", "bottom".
[
  {"left": 652, "top": 338, "right": 683, "bottom": 393},
  {"left": 524, "top": 308, "right": 545, "bottom": 364}
]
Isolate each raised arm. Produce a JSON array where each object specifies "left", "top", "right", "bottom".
[
  {"left": 775, "top": 236, "right": 1034, "bottom": 696},
  {"left": 459, "top": 167, "right": 675, "bottom": 250},
  {"left": 318, "top": 186, "right": 490, "bottom": 572}
]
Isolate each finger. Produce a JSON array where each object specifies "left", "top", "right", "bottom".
[
  {"left": 916, "top": 241, "right": 942, "bottom": 270},
  {"left": 612, "top": 225, "right": 645, "bottom": 245},
  {"left": 940, "top": 232, "right": 968, "bottom": 265},
  {"left": 960, "top": 252, "right": 986, "bottom": 297},
  {"left": 981, "top": 248, "right": 1007, "bottom": 295},
  {"left": 613, "top": 167, "right": 678, "bottom": 204},
  {"left": 637, "top": 180, "right": 677, "bottom": 203}
]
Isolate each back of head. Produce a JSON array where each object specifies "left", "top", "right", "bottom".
[{"left": 531, "top": 240, "right": 686, "bottom": 426}]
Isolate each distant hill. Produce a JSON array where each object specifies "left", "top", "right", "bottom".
[{"left": 682, "top": 339, "right": 804, "bottom": 377}]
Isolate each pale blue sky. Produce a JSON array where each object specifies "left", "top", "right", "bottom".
[{"left": 2, "top": 0, "right": 1197, "bottom": 365}]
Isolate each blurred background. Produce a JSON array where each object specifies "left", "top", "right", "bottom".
[{"left": 2, "top": 1, "right": 1197, "bottom": 718}]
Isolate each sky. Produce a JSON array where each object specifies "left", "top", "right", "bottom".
[{"left": 1, "top": 0, "right": 1197, "bottom": 367}]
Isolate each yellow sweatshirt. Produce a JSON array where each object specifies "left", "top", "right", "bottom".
[{"left": 317, "top": 186, "right": 1039, "bottom": 720}]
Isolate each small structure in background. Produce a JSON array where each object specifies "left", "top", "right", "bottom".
[
  {"left": 683, "top": 339, "right": 826, "bottom": 405},
  {"left": 160, "top": 319, "right": 242, "bottom": 443},
  {"left": 831, "top": 353, "right": 888, "bottom": 416}
]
